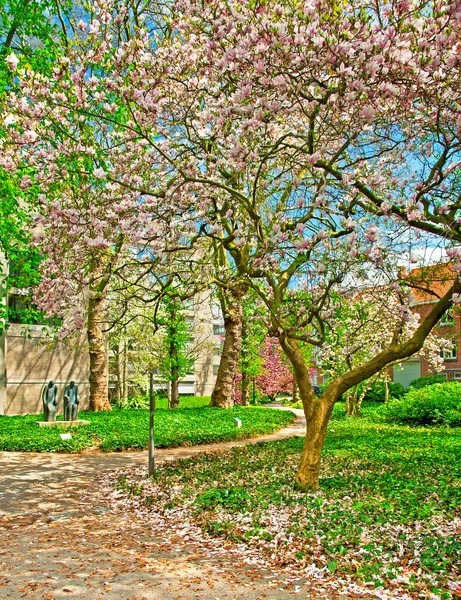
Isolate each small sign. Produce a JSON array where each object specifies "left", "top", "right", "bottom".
[
  {"left": 60, "top": 433, "right": 72, "bottom": 440},
  {"left": 234, "top": 418, "right": 242, "bottom": 428}
]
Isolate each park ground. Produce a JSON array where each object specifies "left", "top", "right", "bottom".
[{"left": 0, "top": 402, "right": 459, "bottom": 599}]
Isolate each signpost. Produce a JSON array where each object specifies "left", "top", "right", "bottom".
[{"left": 148, "top": 371, "right": 156, "bottom": 475}]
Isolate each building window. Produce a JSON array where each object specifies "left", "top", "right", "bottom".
[
  {"left": 441, "top": 344, "right": 457, "bottom": 360},
  {"left": 7, "top": 294, "right": 54, "bottom": 326},
  {"left": 453, "top": 371, "right": 461, "bottom": 380},
  {"left": 211, "top": 303, "right": 223, "bottom": 319},
  {"left": 184, "top": 298, "right": 194, "bottom": 310},
  {"left": 440, "top": 309, "right": 455, "bottom": 327},
  {"left": 213, "top": 344, "right": 222, "bottom": 356},
  {"left": 213, "top": 324, "right": 225, "bottom": 336}
]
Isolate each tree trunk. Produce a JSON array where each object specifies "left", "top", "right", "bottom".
[
  {"left": 278, "top": 334, "right": 335, "bottom": 490},
  {"left": 87, "top": 295, "right": 111, "bottom": 411},
  {"left": 241, "top": 372, "right": 250, "bottom": 406},
  {"left": 296, "top": 393, "right": 333, "bottom": 489},
  {"left": 122, "top": 340, "right": 128, "bottom": 404},
  {"left": 168, "top": 325, "right": 180, "bottom": 408},
  {"left": 116, "top": 339, "right": 123, "bottom": 406},
  {"left": 292, "top": 377, "right": 299, "bottom": 403},
  {"left": 169, "top": 372, "right": 180, "bottom": 408},
  {"left": 345, "top": 385, "right": 358, "bottom": 416},
  {"left": 210, "top": 285, "right": 246, "bottom": 408},
  {"left": 384, "top": 380, "right": 389, "bottom": 404}
]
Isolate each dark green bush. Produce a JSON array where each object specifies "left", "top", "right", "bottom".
[
  {"left": 409, "top": 374, "right": 447, "bottom": 389},
  {"left": 379, "top": 381, "right": 461, "bottom": 426},
  {"left": 363, "top": 380, "right": 406, "bottom": 403}
]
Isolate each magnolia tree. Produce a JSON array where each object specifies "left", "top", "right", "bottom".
[
  {"left": 1, "top": 7, "right": 198, "bottom": 410},
  {"left": 4, "top": 0, "right": 461, "bottom": 487},
  {"left": 148, "top": 0, "right": 461, "bottom": 489}
]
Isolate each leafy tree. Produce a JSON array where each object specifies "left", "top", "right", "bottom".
[
  {"left": 238, "top": 293, "right": 266, "bottom": 406},
  {"left": 156, "top": 293, "right": 194, "bottom": 409}
]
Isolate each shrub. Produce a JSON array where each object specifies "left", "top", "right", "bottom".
[
  {"left": 379, "top": 381, "right": 461, "bottom": 426},
  {"left": 118, "top": 394, "right": 150, "bottom": 409},
  {"left": 363, "top": 380, "right": 406, "bottom": 403},
  {"left": 409, "top": 374, "right": 447, "bottom": 389}
]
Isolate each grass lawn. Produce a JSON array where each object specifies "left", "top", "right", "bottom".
[
  {"left": 0, "top": 398, "right": 296, "bottom": 453},
  {"left": 112, "top": 402, "right": 461, "bottom": 598}
]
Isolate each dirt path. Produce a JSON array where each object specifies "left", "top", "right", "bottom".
[{"left": 0, "top": 408, "right": 375, "bottom": 599}]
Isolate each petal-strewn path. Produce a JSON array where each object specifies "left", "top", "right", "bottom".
[{"left": 0, "top": 408, "right": 376, "bottom": 600}]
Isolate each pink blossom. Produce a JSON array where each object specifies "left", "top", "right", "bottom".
[
  {"left": 6, "top": 53, "right": 19, "bottom": 70},
  {"left": 93, "top": 167, "right": 106, "bottom": 179},
  {"left": 452, "top": 293, "right": 461, "bottom": 305},
  {"left": 365, "top": 225, "right": 379, "bottom": 242}
]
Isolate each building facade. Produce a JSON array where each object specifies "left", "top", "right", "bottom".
[
  {"left": 0, "top": 251, "right": 91, "bottom": 415},
  {"left": 1, "top": 248, "right": 224, "bottom": 414},
  {"left": 392, "top": 264, "right": 461, "bottom": 387}
]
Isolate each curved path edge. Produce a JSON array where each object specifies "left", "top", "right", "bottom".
[{"left": 0, "top": 407, "right": 305, "bottom": 520}]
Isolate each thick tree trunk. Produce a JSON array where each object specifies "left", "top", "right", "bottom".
[
  {"left": 241, "top": 372, "right": 250, "bottom": 406},
  {"left": 210, "top": 285, "right": 246, "bottom": 408},
  {"left": 278, "top": 335, "right": 335, "bottom": 490},
  {"left": 87, "top": 295, "right": 111, "bottom": 412},
  {"left": 296, "top": 393, "right": 334, "bottom": 489}
]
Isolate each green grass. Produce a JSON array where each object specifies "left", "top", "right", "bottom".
[
  {"left": 153, "top": 395, "right": 211, "bottom": 409},
  {"left": 113, "top": 402, "right": 461, "bottom": 597},
  {"left": 0, "top": 400, "right": 296, "bottom": 453}
]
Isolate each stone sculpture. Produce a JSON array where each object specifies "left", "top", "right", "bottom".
[
  {"left": 42, "top": 380, "right": 58, "bottom": 422},
  {"left": 64, "top": 381, "right": 79, "bottom": 421}
]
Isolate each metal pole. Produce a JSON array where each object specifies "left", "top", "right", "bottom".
[{"left": 148, "top": 371, "right": 155, "bottom": 475}]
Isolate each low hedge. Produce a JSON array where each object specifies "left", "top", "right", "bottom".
[
  {"left": 0, "top": 406, "right": 296, "bottom": 453},
  {"left": 363, "top": 380, "right": 406, "bottom": 402},
  {"left": 379, "top": 381, "right": 461, "bottom": 426},
  {"left": 408, "top": 374, "right": 447, "bottom": 389}
]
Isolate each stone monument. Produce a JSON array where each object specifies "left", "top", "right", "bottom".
[
  {"left": 42, "top": 380, "right": 58, "bottom": 422},
  {"left": 64, "top": 381, "right": 79, "bottom": 421}
]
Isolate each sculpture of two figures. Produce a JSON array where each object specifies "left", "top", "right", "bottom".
[{"left": 42, "top": 380, "right": 79, "bottom": 422}]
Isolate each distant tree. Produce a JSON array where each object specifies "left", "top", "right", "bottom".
[
  {"left": 156, "top": 292, "right": 194, "bottom": 408},
  {"left": 255, "top": 339, "right": 293, "bottom": 402}
]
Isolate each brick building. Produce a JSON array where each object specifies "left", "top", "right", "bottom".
[{"left": 392, "top": 263, "right": 461, "bottom": 387}]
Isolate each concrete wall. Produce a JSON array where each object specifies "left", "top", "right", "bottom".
[
  {"left": 193, "top": 291, "right": 221, "bottom": 396},
  {"left": 4, "top": 324, "right": 90, "bottom": 415}
]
